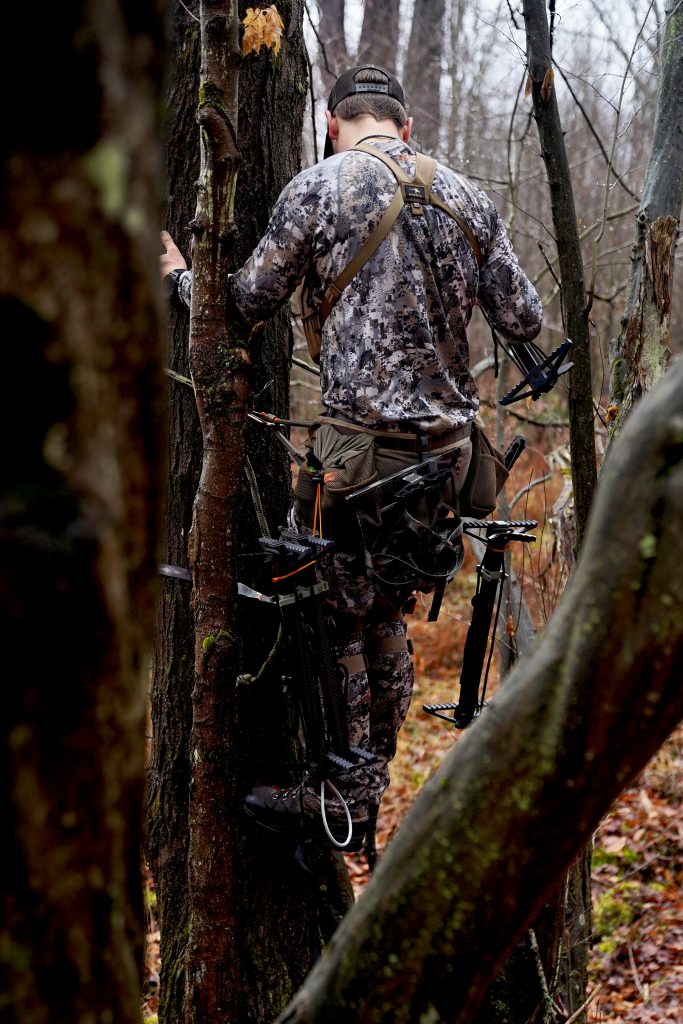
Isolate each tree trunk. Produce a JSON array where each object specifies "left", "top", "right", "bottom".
[
  {"left": 276, "top": 355, "right": 683, "bottom": 1023},
  {"left": 182, "top": 4, "right": 247, "bottom": 1018},
  {"left": 523, "top": 0, "right": 596, "bottom": 550},
  {"left": 403, "top": 0, "right": 446, "bottom": 156},
  {"left": 317, "top": 0, "right": 349, "bottom": 86},
  {"left": 147, "top": 6, "right": 201, "bottom": 1022},
  {"left": 0, "top": 2, "right": 164, "bottom": 1021},
  {"left": 152, "top": 3, "right": 348, "bottom": 1020},
  {"left": 608, "top": 2, "right": 683, "bottom": 438},
  {"left": 356, "top": 0, "right": 399, "bottom": 74},
  {"left": 522, "top": 6, "right": 597, "bottom": 1017}
]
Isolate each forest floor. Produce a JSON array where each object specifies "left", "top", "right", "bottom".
[{"left": 340, "top": 588, "right": 683, "bottom": 1024}]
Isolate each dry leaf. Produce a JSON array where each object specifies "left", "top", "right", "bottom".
[
  {"left": 242, "top": 5, "right": 285, "bottom": 58},
  {"left": 524, "top": 73, "right": 532, "bottom": 99},
  {"left": 541, "top": 67, "right": 555, "bottom": 102},
  {"left": 602, "top": 834, "right": 627, "bottom": 854}
]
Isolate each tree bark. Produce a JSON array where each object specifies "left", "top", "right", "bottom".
[
  {"left": 317, "top": 0, "right": 349, "bottom": 86},
  {"left": 356, "top": 0, "right": 399, "bottom": 74},
  {"left": 608, "top": 2, "right": 683, "bottom": 438},
  {"left": 523, "top": 0, "right": 597, "bottom": 550},
  {"left": 403, "top": 0, "right": 446, "bottom": 156},
  {"left": 0, "top": 2, "right": 164, "bottom": 1021},
  {"left": 276, "top": 355, "right": 683, "bottom": 1023},
  {"left": 183, "top": 3, "right": 246, "bottom": 1019},
  {"left": 147, "top": 6, "right": 201, "bottom": 1022}
]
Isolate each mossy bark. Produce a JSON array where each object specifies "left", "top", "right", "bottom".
[
  {"left": 0, "top": 2, "right": 164, "bottom": 1021},
  {"left": 276, "top": 358, "right": 683, "bottom": 1022}
]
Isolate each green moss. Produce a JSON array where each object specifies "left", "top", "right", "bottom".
[
  {"left": 593, "top": 881, "right": 640, "bottom": 937},
  {"left": 639, "top": 533, "right": 657, "bottom": 560},
  {"left": 202, "top": 635, "right": 216, "bottom": 653},
  {"left": 81, "top": 141, "right": 128, "bottom": 218},
  {"left": 592, "top": 844, "right": 640, "bottom": 868},
  {"left": 197, "top": 79, "right": 228, "bottom": 119}
]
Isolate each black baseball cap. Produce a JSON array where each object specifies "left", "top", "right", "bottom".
[{"left": 323, "top": 64, "right": 406, "bottom": 159}]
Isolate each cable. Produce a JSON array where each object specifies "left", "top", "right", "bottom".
[{"left": 319, "top": 778, "right": 353, "bottom": 849}]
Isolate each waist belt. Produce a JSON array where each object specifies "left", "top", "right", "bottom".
[{"left": 319, "top": 413, "right": 472, "bottom": 454}]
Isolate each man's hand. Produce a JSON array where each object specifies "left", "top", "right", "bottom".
[{"left": 160, "top": 230, "right": 187, "bottom": 281}]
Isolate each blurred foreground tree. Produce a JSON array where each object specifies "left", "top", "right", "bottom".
[{"left": 0, "top": 2, "right": 165, "bottom": 1021}]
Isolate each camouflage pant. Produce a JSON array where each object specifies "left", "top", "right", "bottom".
[{"left": 316, "top": 553, "right": 414, "bottom": 815}]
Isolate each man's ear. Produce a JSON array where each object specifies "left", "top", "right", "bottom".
[
  {"left": 325, "top": 109, "right": 340, "bottom": 144},
  {"left": 401, "top": 117, "right": 413, "bottom": 143}
]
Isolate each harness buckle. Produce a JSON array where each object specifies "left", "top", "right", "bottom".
[{"left": 402, "top": 183, "right": 427, "bottom": 216}]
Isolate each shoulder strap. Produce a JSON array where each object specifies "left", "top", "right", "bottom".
[
  {"left": 415, "top": 152, "right": 482, "bottom": 266},
  {"left": 319, "top": 177, "right": 404, "bottom": 324},
  {"left": 318, "top": 143, "right": 482, "bottom": 329}
]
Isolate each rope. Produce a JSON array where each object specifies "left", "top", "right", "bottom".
[
  {"left": 238, "top": 455, "right": 282, "bottom": 686},
  {"left": 245, "top": 456, "right": 271, "bottom": 537}
]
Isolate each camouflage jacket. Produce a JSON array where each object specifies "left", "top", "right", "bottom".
[{"left": 178, "top": 138, "right": 542, "bottom": 434}]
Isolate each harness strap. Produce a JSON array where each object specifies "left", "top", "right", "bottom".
[
  {"left": 319, "top": 183, "right": 405, "bottom": 325},
  {"left": 355, "top": 144, "right": 482, "bottom": 265},
  {"left": 368, "top": 634, "right": 412, "bottom": 655},
  {"left": 337, "top": 653, "right": 367, "bottom": 675},
  {"left": 316, "top": 142, "right": 482, "bottom": 332}
]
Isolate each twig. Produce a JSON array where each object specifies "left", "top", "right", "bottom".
[
  {"left": 510, "top": 474, "right": 553, "bottom": 514},
  {"left": 304, "top": 42, "right": 318, "bottom": 164},
  {"left": 553, "top": 62, "right": 638, "bottom": 201},
  {"left": 291, "top": 355, "right": 320, "bottom": 376},
  {"left": 528, "top": 928, "right": 562, "bottom": 1023},
  {"left": 506, "top": 0, "right": 520, "bottom": 30},
  {"left": 165, "top": 367, "right": 194, "bottom": 388},
  {"left": 471, "top": 355, "right": 495, "bottom": 380},
  {"left": 564, "top": 983, "right": 603, "bottom": 1024},
  {"left": 179, "top": 0, "right": 199, "bottom": 23},
  {"left": 290, "top": 377, "right": 321, "bottom": 393},
  {"left": 627, "top": 939, "right": 648, "bottom": 1001},
  {"left": 504, "top": 408, "right": 569, "bottom": 427},
  {"left": 303, "top": 0, "right": 334, "bottom": 77}
]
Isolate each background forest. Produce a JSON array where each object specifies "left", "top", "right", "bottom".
[{"left": 1, "top": 2, "right": 681, "bottom": 1024}]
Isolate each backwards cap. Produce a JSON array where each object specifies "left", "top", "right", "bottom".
[{"left": 324, "top": 64, "right": 406, "bottom": 159}]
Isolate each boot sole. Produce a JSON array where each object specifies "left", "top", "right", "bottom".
[{"left": 243, "top": 804, "right": 367, "bottom": 851}]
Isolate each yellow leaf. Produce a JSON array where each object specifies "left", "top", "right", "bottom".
[{"left": 242, "top": 4, "right": 284, "bottom": 58}]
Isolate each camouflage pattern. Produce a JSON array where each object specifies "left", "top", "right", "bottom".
[
  {"left": 177, "top": 140, "right": 542, "bottom": 830},
  {"left": 365, "top": 619, "right": 414, "bottom": 806},
  {"left": 227, "top": 139, "right": 542, "bottom": 434},
  {"left": 332, "top": 622, "right": 414, "bottom": 815}
]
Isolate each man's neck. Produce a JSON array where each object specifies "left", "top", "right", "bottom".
[{"left": 338, "top": 118, "right": 402, "bottom": 153}]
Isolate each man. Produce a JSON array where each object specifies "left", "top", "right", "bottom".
[{"left": 161, "top": 64, "right": 542, "bottom": 854}]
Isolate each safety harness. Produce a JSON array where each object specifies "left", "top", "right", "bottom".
[{"left": 301, "top": 142, "right": 482, "bottom": 363}]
